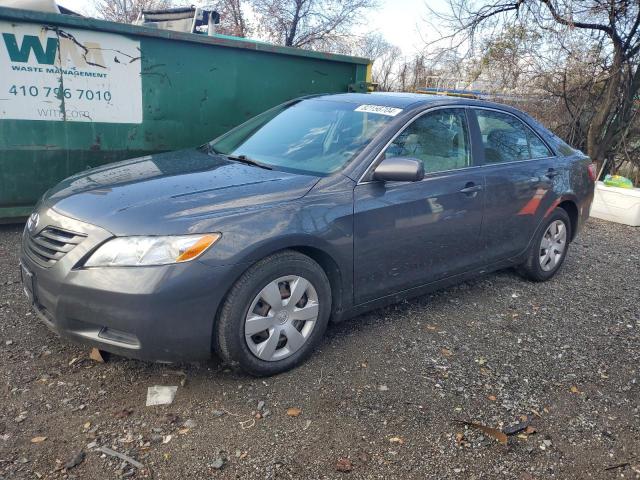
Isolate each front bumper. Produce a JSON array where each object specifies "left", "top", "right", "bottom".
[{"left": 20, "top": 208, "right": 246, "bottom": 362}]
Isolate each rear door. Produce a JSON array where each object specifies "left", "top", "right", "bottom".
[
  {"left": 469, "top": 108, "right": 559, "bottom": 262},
  {"left": 353, "top": 107, "right": 485, "bottom": 304}
]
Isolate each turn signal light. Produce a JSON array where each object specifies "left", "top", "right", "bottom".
[{"left": 176, "top": 234, "right": 220, "bottom": 262}]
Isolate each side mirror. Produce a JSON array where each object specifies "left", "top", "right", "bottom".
[{"left": 373, "top": 157, "right": 424, "bottom": 182}]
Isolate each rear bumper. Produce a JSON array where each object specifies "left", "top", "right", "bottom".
[{"left": 20, "top": 209, "right": 247, "bottom": 362}]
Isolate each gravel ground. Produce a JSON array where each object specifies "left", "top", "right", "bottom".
[{"left": 0, "top": 218, "right": 639, "bottom": 480}]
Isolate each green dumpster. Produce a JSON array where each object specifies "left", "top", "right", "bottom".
[{"left": 0, "top": 6, "right": 371, "bottom": 220}]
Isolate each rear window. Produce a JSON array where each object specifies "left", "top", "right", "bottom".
[{"left": 475, "top": 109, "right": 553, "bottom": 163}]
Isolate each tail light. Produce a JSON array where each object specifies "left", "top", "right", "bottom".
[{"left": 587, "top": 163, "right": 597, "bottom": 182}]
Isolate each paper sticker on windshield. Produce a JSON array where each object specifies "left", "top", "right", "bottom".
[{"left": 354, "top": 104, "right": 403, "bottom": 116}]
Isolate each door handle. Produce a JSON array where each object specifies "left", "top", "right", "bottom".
[
  {"left": 545, "top": 168, "right": 560, "bottom": 179},
  {"left": 459, "top": 182, "right": 483, "bottom": 195}
]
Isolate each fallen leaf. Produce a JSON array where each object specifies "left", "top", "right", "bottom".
[
  {"left": 286, "top": 407, "right": 302, "bottom": 417},
  {"left": 83, "top": 422, "right": 91, "bottom": 430},
  {"left": 336, "top": 457, "right": 353, "bottom": 473},
  {"left": 525, "top": 426, "right": 537, "bottom": 435},
  {"left": 162, "top": 435, "right": 172, "bottom": 444},
  {"left": 89, "top": 348, "right": 105, "bottom": 363},
  {"left": 425, "top": 325, "right": 437, "bottom": 331},
  {"left": 517, "top": 434, "right": 528, "bottom": 440},
  {"left": 360, "top": 361, "right": 368, "bottom": 368},
  {"left": 570, "top": 386, "right": 581, "bottom": 394},
  {"left": 31, "top": 436, "right": 47, "bottom": 443},
  {"left": 457, "top": 420, "right": 508, "bottom": 445},
  {"left": 389, "top": 436, "right": 404, "bottom": 444},
  {"left": 441, "top": 348, "right": 453, "bottom": 357},
  {"left": 455, "top": 432, "right": 465, "bottom": 446},
  {"left": 177, "top": 428, "right": 190, "bottom": 435},
  {"left": 488, "top": 395, "right": 497, "bottom": 401}
]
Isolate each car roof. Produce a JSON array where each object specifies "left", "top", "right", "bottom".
[{"left": 312, "top": 92, "right": 519, "bottom": 114}]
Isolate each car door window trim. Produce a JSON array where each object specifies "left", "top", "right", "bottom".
[
  {"left": 358, "top": 105, "right": 475, "bottom": 185},
  {"left": 358, "top": 105, "right": 558, "bottom": 185}
]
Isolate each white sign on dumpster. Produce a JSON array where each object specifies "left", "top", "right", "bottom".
[{"left": 0, "top": 21, "right": 142, "bottom": 123}]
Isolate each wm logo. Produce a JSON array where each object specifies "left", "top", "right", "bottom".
[
  {"left": 2, "top": 32, "right": 105, "bottom": 67},
  {"left": 2, "top": 33, "right": 58, "bottom": 64}
]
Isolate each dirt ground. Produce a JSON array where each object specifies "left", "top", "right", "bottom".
[{"left": 1, "top": 218, "right": 639, "bottom": 479}]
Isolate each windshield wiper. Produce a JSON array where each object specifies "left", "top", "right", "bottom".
[{"left": 223, "top": 154, "right": 273, "bottom": 170}]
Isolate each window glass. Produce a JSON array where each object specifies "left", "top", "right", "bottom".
[
  {"left": 528, "top": 130, "right": 554, "bottom": 158},
  {"left": 210, "top": 99, "right": 393, "bottom": 176},
  {"left": 475, "top": 110, "right": 552, "bottom": 163},
  {"left": 384, "top": 108, "right": 471, "bottom": 174}
]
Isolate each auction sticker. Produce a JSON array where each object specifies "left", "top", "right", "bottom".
[
  {"left": 355, "top": 104, "right": 403, "bottom": 116},
  {"left": 0, "top": 21, "right": 142, "bottom": 123}
]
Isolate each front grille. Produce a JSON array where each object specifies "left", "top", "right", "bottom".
[{"left": 26, "top": 226, "right": 86, "bottom": 267}]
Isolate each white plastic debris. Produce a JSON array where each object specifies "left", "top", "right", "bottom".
[{"left": 146, "top": 386, "right": 178, "bottom": 406}]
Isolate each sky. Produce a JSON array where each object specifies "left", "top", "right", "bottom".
[{"left": 55, "top": 0, "right": 446, "bottom": 56}]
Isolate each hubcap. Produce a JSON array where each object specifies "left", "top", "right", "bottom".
[
  {"left": 539, "top": 219, "right": 567, "bottom": 272},
  {"left": 244, "top": 275, "right": 319, "bottom": 362}
]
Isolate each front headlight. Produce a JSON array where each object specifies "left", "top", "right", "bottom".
[{"left": 84, "top": 233, "right": 221, "bottom": 267}]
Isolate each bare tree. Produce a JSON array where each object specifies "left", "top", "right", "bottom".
[
  {"left": 336, "top": 33, "right": 402, "bottom": 90},
  {"left": 250, "top": 0, "right": 377, "bottom": 49},
  {"left": 428, "top": 0, "right": 640, "bottom": 169},
  {"left": 209, "top": 0, "right": 251, "bottom": 37},
  {"left": 92, "top": 0, "right": 174, "bottom": 23},
  {"left": 372, "top": 44, "right": 402, "bottom": 91}
]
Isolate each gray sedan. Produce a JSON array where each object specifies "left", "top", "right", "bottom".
[{"left": 20, "top": 93, "right": 595, "bottom": 376}]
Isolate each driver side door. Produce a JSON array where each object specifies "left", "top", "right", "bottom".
[{"left": 353, "top": 107, "right": 485, "bottom": 304}]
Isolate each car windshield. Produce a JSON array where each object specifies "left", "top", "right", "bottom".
[{"left": 209, "top": 99, "right": 396, "bottom": 175}]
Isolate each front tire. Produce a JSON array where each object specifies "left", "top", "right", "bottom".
[
  {"left": 215, "top": 250, "right": 331, "bottom": 376},
  {"left": 518, "top": 208, "right": 572, "bottom": 282}
]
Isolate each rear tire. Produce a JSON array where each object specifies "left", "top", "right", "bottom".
[
  {"left": 215, "top": 250, "right": 331, "bottom": 376},
  {"left": 518, "top": 208, "right": 572, "bottom": 282}
]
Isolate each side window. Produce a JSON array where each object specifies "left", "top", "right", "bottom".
[
  {"left": 475, "top": 110, "right": 552, "bottom": 163},
  {"left": 528, "top": 130, "right": 554, "bottom": 158},
  {"left": 385, "top": 108, "right": 471, "bottom": 174}
]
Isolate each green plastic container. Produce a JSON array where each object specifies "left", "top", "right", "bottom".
[{"left": 0, "top": 7, "right": 371, "bottom": 219}]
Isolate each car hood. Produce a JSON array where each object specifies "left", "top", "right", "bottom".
[{"left": 42, "top": 149, "right": 320, "bottom": 235}]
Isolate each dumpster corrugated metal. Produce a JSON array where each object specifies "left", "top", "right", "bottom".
[{"left": 0, "top": 6, "right": 371, "bottom": 219}]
